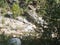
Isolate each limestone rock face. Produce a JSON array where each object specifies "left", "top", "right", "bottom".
[
  {"left": 27, "top": 5, "right": 48, "bottom": 27},
  {"left": 0, "top": 7, "right": 47, "bottom": 38},
  {"left": 0, "top": 16, "right": 37, "bottom": 38}
]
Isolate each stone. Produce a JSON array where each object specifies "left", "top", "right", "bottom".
[
  {"left": 0, "top": 16, "right": 37, "bottom": 37},
  {"left": 8, "top": 38, "right": 21, "bottom": 45}
]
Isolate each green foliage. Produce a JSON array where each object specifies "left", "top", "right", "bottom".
[
  {"left": 38, "top": 0, "right": 46, "bottom": 16},
  {"left": 2, "top": 17, "right": 5, "bottom": 24},
  {"left": 41, "top": 0, "right": 60, "bottom": 39},
  {"left": 25, "top": 0, "right": 33, "bottom": 4},
  {"left": 1, "top": 8, "right": 7, "bottom": 16},
  {"left": 55, "top": 0, "right": 60, "bottom": 3},
  {"left": 0, "top": 0, "right": 8, "bottom": 8},
  {"left": 11, "top": 2, "right": 23, "bottom": 18},
  {"left": 25, "top": 0, "right": 29, "bottom": 4},
  {"left": 0, "top": 0, "right": 5, "bottom": 7}
]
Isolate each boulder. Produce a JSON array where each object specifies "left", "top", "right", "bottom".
[{"left": 0, "top": 16, "right": 37, "bottom": 38}]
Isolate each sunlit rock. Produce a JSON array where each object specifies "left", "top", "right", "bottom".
[
  {"left": 27, "top": 5, "right": 48, "bottom": 27},
  {"left": 0, "top": 16, "right": 37, "bottom": 37},
  {"left": 51, "top": 33, "right": 57, "bottom": 38},
  {"left": 0, "top": 24, "right": 3, "bottom": 28}
]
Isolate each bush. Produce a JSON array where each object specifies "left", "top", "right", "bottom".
[{"left": 11, "top": 2, "right": 23, "bottom": 18}]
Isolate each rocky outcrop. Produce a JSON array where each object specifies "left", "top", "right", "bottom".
[
  {"left": 0, "top": 16, "right": 40, "bottom": 38},
  {"left": 0, "top": 2, "right": 48, "bottom": 39},
  {"left": 26, "top": 5, "right": 48, "bottom": 27}
]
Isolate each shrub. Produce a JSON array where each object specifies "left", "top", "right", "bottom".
[{"left": 11, "top": 2, "right": 23, "bottom": 18}]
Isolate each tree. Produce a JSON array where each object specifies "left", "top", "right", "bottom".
[{"left": 41, "top": 0, "right": 60, "bottom": 40}]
